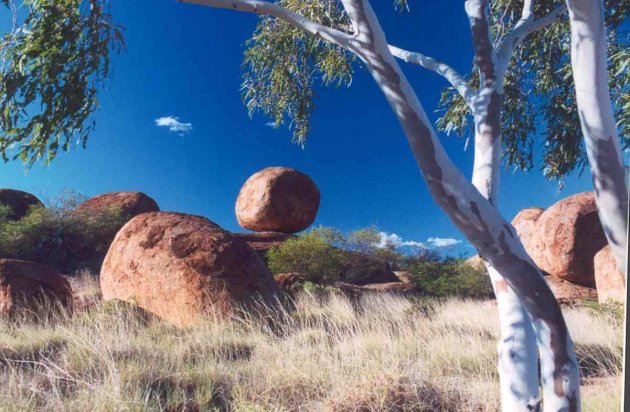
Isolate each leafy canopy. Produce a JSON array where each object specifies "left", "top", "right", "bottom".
[
  {"left": 0, "top": 0, "right": 123, "bottom": 166},
  {"left": 437, "top": 0, "right": 629, "bottom": 180}
]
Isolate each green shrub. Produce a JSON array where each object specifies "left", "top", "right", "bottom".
[
  {"left": 406, "top": 259, "right": 493, "bottom": 299},
  {"left": 0, "top": 193, "right": 126, "bottom": 273},
  {"left": 267, "top": 230, "right": 345, "bottom": 284}
]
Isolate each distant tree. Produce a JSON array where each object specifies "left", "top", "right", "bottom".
[{"left": 0, "top": 1, "right": 597, "bottom": 410}]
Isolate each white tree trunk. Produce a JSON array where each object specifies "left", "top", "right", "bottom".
[
  {"left": 566, "top": 0, "right": 628, "bottom": 278},
  {"left": 471, "top": 90, "right": 540, "bottom": 411},
  {"left": 466, "top": 2, "right": 542, "bottom": 407}
]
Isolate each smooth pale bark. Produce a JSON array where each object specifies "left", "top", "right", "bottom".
[
  {"left": 465, "top": 2, "right": 543, "bottom": 409},
  {"left": 471, "top": 89, "right": 540, "bottom": 411},
  {"left": 565, "top": 0, "right": 628, "bottom": 279},
  {"left": 179, "top": 0, "right": 581, "bottom": 410}
]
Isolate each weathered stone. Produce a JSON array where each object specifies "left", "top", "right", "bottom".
[
  {"left": 100, "top": 212, "right": 278, "bottom": 326},
  {"left": 594, "top": 245, "right": 625, "bottom": 304},
  {"left": 511, "top": 207, "right": 545, "bottom": 257},
  {"left": 544, "top": 276, "right": 598, "bottom": 304},
  {"left": 0, "top": 259, "right": 72, "bottom": 317},
  {"left": 234, "top": 231, "right": 293, "bottom": 259},
  {"left": 274, "top": 272, "right": 308, "bottom": 292},
  {"left": 532, "top": 192, "right": 607, "bottom": 286},
  {"left": 74, "top": 191, "right": 159, "bottom": 219}
]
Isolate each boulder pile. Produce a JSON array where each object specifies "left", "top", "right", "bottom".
[{"left": 509, "top": 192, "right": 624, "bottom": 303}]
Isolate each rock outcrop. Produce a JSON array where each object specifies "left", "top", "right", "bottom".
[
  {"left": 68, "top": 191, "right": 160, "bottom": 270},
  {"left": 234, "top": 231, "right": 293, "bottom": 259},
  {"left": 544, "top": 276, "right": 597, "bottom": 304},
  {"left": 532, "top": 192, "right": 607, "bottom": 286},
  {"left": 274, "top": 272, "right": 308, "bottom": 292},
  {"left": 339, "top": 251, "right": 399, "bottom": 285},
  {"left": 594, "top": 246, "right": 625, "bottom": 304},
  {"left": 235, "top": 167, "right": 320, "bottom": 233},
  {"left": 0, "top": 259, "right": 72, "bottom": 317},
  {"left": 100, "top": 212, "right": 278, "bottom": 326},
  {"left": 74, "top": 191, "right": 159, "bottom": 219},
  {"left": 0, "top": 189, "right": 43, "bottom": 221},
  {"left": 336, "top": 281, "right": 419, "bottom": 296}
]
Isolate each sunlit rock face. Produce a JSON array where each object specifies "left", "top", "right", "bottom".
[{"left": 235, "top": 167, "right": 320, "bottom": 234}]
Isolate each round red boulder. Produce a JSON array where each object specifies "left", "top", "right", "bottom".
[
  {"left": 532, "top": 192, "right": 607, "bottom": 286},
  {"left": 235, "top": 167, "right": 320, "bottom": 234}
]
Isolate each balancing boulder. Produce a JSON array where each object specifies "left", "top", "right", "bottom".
[{"left": 235, "top": 167, "right": 320, "bottom": 233}]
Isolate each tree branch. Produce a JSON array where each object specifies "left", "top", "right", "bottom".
[
  {"left": 495, "top": 4, "right": 568, "bottom": 82},
  {"left": 178, "top": 0, "right": 354, "bottom": 48},
  {"left": 389, "top": 45, "right": 476, "bottom": 104},
  {"left": 465, "top": 0, "right": 497, "bottom": 87}
]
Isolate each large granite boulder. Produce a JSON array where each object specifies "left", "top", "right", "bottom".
[
  {"left": 235, "top": 167, "right": 320, "bottom": 233},
  {"left": 0, "top": 259, "right": 72, "bottom": 317},
  {"left": 594, "top": 245, "right": 625, "bottom": 304},
  {"left": 532, "top": 192, "right": 607, "bottom": 286},
  {"left": 511, "top": 207, "right": 545, "bottom": 256},
  {"left": 0, "top": 189, "right": 43, "bottom": 221},
  {"left": 100, "top": 212, "right": 278, "bottom": 326}
]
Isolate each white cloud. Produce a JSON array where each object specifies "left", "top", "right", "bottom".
[
  {"left": 374, "top": 232, "right": 462, "bottom": 250},
  {"left": 376, "top": 232, "right": 427, "bottom": 249},
  {"left": 427, "top": 237, "right": 462, "bottom": 248},
  {"left": 155, "top": 116, "right": 193, "bottom": 134}
]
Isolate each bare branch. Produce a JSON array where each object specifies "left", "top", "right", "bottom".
[
  {"left": 178, "top": 0, "right": 354, "bottom": 48},
  {"left": 389, "top": 45, "right": 476, "bottom": 104}
]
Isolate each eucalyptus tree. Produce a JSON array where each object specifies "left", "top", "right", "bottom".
[
  {"left": 0, "top": 0, "right": 583, "bottom": 410},
  {"left": 439, "top": 0, "right": 629, "bottom": 275}
]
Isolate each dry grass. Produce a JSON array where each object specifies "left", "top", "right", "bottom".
[{"left": 0, "top": 278, "right": 623, "bottom": 411}]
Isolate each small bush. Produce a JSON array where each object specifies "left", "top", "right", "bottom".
[
  {"left": 267, "top": 230, "right": 345, "bottom": 284},
  {"left": 0, "top": 193, "right": 126, "bottom": 273},
  {"left": 406, "top": 258, "right": 493, "bottom": 299}
]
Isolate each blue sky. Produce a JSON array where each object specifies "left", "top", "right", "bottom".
[{"left": 0, "top": 0, "right": 594, "bottom": 256}]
